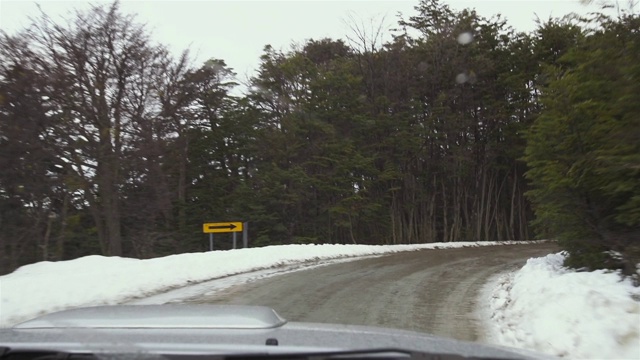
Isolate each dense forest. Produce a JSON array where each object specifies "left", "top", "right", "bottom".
[{"left": 0, "top": 0, "right": 638, "bottom": 275}]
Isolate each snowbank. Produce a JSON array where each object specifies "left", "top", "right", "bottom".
[
  {"left": 482, "top": 252, "right": 640, "bottom": 359},
  {"left": 0, "top": 241, "right": 529, "bottom": 327}
]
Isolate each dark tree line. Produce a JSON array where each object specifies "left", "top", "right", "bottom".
[{"left": 1, "top": 0, "right": 637, "bottom": 275}]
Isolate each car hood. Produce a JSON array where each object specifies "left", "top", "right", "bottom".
[{"left": 0, "top": 305, "right": 553, "bottom": 359}]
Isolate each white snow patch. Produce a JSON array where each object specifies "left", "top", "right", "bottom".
[{"left": 480, "top": 252, "right": 640, "bottom": 359}]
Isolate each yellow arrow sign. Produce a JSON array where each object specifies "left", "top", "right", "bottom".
[{"left": 203, "top": 222, "right": 243, "bottom": 233}]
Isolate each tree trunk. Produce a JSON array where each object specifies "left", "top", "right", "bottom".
[{"left": 55, "top": 192, "right": 70, "bottom": 260}]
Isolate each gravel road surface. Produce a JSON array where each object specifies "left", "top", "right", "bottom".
[{"left": 184, "top": 243, "right": 559, "bottom": 342}]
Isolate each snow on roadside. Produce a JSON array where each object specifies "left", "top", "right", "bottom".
[
  {"left": 0, "top": 240, "right": 532, "bottom": 328},
  {"left": 126, "top": 256, "right": 375, "bottom": 305},
  {"left": 480, "top": 252, "right": 640, "bottom": 359}
]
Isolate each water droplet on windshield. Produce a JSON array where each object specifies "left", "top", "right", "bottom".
[
  {"left": 456, "top": 73, "right": 468, "bottom": 84},
  {"left": 457, "top": 32, "right": 473, "bottom": 45}
]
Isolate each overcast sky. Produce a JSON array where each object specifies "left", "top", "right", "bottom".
[{"left": 1, "top": 1, "right": 601, "bottom": 81}]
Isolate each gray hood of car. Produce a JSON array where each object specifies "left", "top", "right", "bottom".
[
  {"left": 13, "top": 305, "right": 287, "bottom": 329},
  {"left": 2, "top": 305, "right": 553, "bottom": 360}
]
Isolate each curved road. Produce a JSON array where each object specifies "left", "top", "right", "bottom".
[{"left": 184, "top": 243, "right": 558, "bottom": 342}]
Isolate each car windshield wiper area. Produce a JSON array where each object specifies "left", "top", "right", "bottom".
[
  {"left": 0, "top": 347, "right": 519, "bottom": 360},
  {"left": 0, "top": 348, "right": 95, "bottom": 360},
  {"left": 221, "top": 348, "right": 508, "bottom": 359}
]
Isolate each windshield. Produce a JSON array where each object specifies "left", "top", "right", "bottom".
[{"left": 1, "top": 1, "right": 638, "bottom": 360}]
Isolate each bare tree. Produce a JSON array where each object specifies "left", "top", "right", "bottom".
[{"left": 24, "top": 2, "right": 168, "bottom": 255}]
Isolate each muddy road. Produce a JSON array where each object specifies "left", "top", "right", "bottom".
[{"left": 183, "top": 243, "right": 559, "bottom": 342}]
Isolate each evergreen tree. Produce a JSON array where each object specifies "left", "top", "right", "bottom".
[{"left": 525, "top": 14, "right": 640, "bottom": 273}]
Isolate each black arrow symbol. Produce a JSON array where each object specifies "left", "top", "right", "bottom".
[{"left": 208, "top": 223, "right": 237, "bottom": 230}]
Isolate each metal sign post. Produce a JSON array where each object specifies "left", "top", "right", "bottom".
[
  {"left": 209, "top": 233, "right": 213, "bottom": 251},
  {"left": 242, "top": 222, "right": 248, "bottom": 248}
]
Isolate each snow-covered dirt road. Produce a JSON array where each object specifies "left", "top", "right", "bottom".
[{"left": 180, "top": 242, "right": 559, "bottom": 342}]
